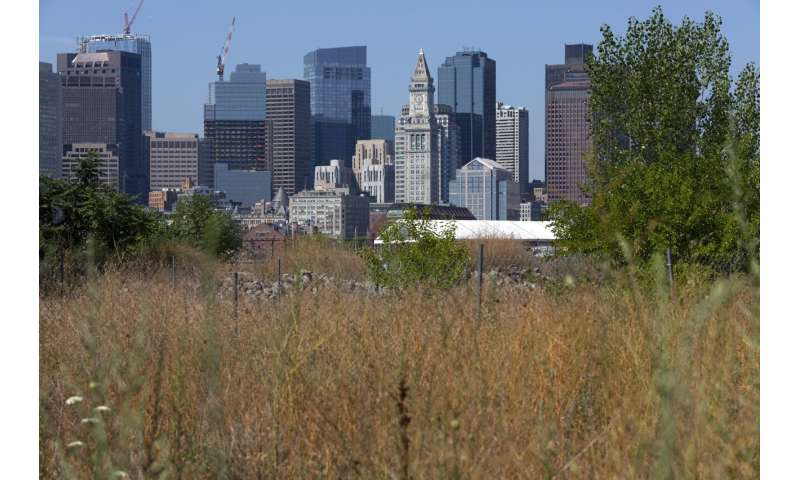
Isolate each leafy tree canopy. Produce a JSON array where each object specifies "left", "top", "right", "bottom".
[{"left": 548, "top": 6, "right": 759, "bottom": 272}]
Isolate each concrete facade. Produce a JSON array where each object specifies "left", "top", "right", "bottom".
[
  {"left": 496, "top": 101, "right": 529, "bottom": 185},
  {"left": 62, "top": 143, "right": 120, "bottom": 191},
  {"left": 289, "top": 190, "right": 370, "bottom": 240},
  {"left": 545, "top": 44, "right": 593, "bottom": 205},
  {"left": 144, "top": 131, "right": 200, "bottom": 190},
  {"left": 266, "top": 79, "right": 312, "bottom": 195}
]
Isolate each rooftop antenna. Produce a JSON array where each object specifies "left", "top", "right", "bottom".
[{"left": 216, "top": 17, "right": 236, "bottom": 81}]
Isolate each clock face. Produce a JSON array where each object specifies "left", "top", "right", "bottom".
[{"left": 414, "top": 94, "right": 423, "bottom": 104}]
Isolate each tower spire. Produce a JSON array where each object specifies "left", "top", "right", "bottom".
[{"left": 412, "top": 48, "right": 432, "bottom": 82}]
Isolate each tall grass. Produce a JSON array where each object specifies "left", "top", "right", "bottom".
[{"left": 39, "top": 247, "right": 758, "bottom": 478}]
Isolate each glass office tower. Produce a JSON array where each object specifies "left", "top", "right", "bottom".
[
  {"left": 80, "top": 34, "right": 152, "bottom": 131},
  {"left": 437, "top": 50, "right": 496, "bottom": 167},
  {"left": 204, "top": 64, "right": 267, "bottom": 180},
  {"left": 303, "top": 46, "right": 371, "bottom": 169}
]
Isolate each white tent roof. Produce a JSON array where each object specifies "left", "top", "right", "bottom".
[{"left": 374, "top": 220, "right": 556, "bottom": 244}]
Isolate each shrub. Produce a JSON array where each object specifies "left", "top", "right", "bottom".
[{"left": 362, "top": 208, "right": 470, "bottom": 290}]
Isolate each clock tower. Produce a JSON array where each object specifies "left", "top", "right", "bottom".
[{"left": 409, "top": 48, "right": 434, "bottom": 117}]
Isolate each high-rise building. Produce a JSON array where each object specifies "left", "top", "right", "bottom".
[
  {"left": 496, "top": 101, "right": 529, "bottom": 185},
  {"left": 449, "top": 157, "right": 520, "bottom": 220},
  {"left": 303, "top": 46, "right": 371, "bottom": 169},
  {"left": 197, "top": 138, "right": 213, "bottom": 187},
  {"left": 314, "top": 159, "right": 355, "bottom": 192},
  {"left": 395, "top": 50, "right": 460, "bottom": 205},
  {"left": 144, "top": 131, "right": 200, "bottom": 190},
  {"left": 395, "top": 49, "right": 440, "bottom": 204},
  {"left": 433, "top": 104, "right": 461, "bottom": 203},
  {"left": 40, "top": 62, "right": 62, "bottom": 179},
  {"left": 62, "top": 144, "right": 120, "bottom": 190},
  {"left": 58, "top": 51, "right": 146, "bottom": 199},
  {"left": 353, "top": 139, "right": 395, "bottom": 203},
  {"left": 370, "top": 115, "right": 395, "bottom": 142},
  {"left": 437, "top": 50, "right": 496, "bottom": 166},
  {"left": 204, "top": 63, "right": 267, "bottom": 181},
  {"left": 80, "top": 34, "right": 152, "bottom": 131},
  {"left": 265, "top": 79, "right": 311, "bottom": 196},
  {"left": 545, "top": 44, "right": 593, "bottom": 205},
  {"left": 213, "top": 163, "right": 272, "bottom": 208},
  {"left": 289, "top": 190, "right": 370, "bottom": 240}
]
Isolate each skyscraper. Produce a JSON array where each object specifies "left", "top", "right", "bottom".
[
  {"left": 303, "top": 46, "right": 371, "bottom": 169},
  {"left": 433, "top": 104, "right": 461, "bottom": 203},
  {"left": 204, "top": 63, "right": 267, "bottom": 183},
  {"left": 395, "top": 49, "right": 462, "bottom": 205},
  {"left": 39, "top": 62, "right": 62, "bottom": 179},
  {"left": 496, "top": 101, "right": 529, "bottom": 185},
  {"left": 545, "top": 44, "right": 593, "bottom": 205},
  {"left": 58, "top": 51, "right": 146, "bottom": 199},
  {"left": 437, "top": 50, "right": 496, "bottom": 166},
  {"left": 449, "top": 157, "right": 520, "bottom": 220},
  {"left": 80, "top": 34, "right": 152, "bottom": 131},
  {"left": 353, "top": 139, "right": 395, "bottom": 203},
  {"left": 144, "top": 131, "right": 200, "bottom": 190},
  {"left": 370, "top": 115, "right": 395, "bottom": 142},
  {"left": 266, "top": 79, "right": 312, "bottom": 196}
]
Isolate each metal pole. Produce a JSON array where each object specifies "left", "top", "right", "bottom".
[
  {"left": 666, "top": 248, "right": 674, "bottom": 289},
  {"left": 59, "top": 248, "right": 65, "bottom": 293},
  {"left": 477, "top": 243, "right": 484, "bottom": 322},
  {"left": 233, "top": 271, "right": 240, "bottom": 336},
  {"left": 277, "top": 258, "right": 282, "bottom": 297},
  {"left": 170, "top": 255, "right": 176, "bottom": 289}
]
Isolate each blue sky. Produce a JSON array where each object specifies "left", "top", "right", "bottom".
[{"left": 39, "top": 0, "right": 759, "bottom": 180}]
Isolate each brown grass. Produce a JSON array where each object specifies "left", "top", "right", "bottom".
[{"left": 39, "top": 250, "right": 759, "bottom": 478}]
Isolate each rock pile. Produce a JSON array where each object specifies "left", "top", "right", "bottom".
[{"left": 219, "top": 266, "right": 541, "bottom": 300}]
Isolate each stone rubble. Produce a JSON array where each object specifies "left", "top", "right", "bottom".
[{"left": 219, "top": 265, "right": 542, "bottom": 301}]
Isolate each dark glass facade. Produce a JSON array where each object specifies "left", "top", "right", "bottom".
[
  {"left": 303, "top": 46, "right": 371, "bottom": 170},
  {"left": 370, "top": 115, "right": 395, "bottom": 142},
  {"left": 40, "top": 62, "right": 62, "bottom": 179},
  {"left": 312, "top": 119, "right": 356, "bottom": 171},
  {"left": 204, "top": 64, "right": 267, "bottom": 184},
  {"left": 57, "top": 51, "right": 146, "bottom": 201},
  {"left": 437, "top": 50, "right": 496, "bottom": 166},
  {"left": 80, "top": 34, "right": 152, "bottom": 131}
]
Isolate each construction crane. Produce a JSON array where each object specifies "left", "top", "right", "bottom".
[
  {"left": 216, "top": 17, "right": 236, "bottom": 81},
  {"left": 122, "top": 0, "right": 145, "bottom": 34}
]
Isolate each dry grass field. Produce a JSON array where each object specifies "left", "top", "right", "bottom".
[{"left": 39, "top": 242, "right": 759, "bottom": 479}]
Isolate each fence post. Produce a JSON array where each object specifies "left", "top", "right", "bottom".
[
  {"left": 666, "top": 248, "right": 674, "bottom": 289},
  {"left": 170, "top": 255, "right": 176, "bottom": 290},
  {"left": 233, "top": 271, "right": 240, "bottom": 337},
  {"left": 277, "top": 258, "right": 282, "bottom": 297},
  {"left": 477, "top": 243, "right": 484, "bottom": 322},
  {"left": 59, "top": 248, "right": 65, "bottom": 293}
]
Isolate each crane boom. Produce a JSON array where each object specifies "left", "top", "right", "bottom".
[
  {"left": 216, "top": 17, "right": 236, "bottom": 81},
  {"left": 123, "top": 0, "right": 145, "bottom": 34}
]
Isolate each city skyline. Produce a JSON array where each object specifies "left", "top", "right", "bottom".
[{"left": 39, "top": 0, "right": 760, "bottom": 180}]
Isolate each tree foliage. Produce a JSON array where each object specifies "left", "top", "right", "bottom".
[
  {"left": 39, "top": 153, "right": 158, "bottom": 265},
  {"left": 167, "top": 195, "right": 242, "bottom": 259},
  {"left": 549, "top": 6, "right": 759, "bottom": 272},
  {"left": 39, "top": 151, "right": 243, "bottom": 279},
  {"left": 362, "top": 208, "right": 471, "bottom": 290}
]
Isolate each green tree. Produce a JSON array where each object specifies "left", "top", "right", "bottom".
[
  {"left": 167, "top": 195, "right": 242, "bottom": 259},
  {"left": 39, "top": 152, "right": 158, "bottom": 264},
  {"left": 362, "top": 208, "right": 471, "bottom": 290},
  {"left": 549, "top": 6, "right": 759, "bottom": 272}
]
